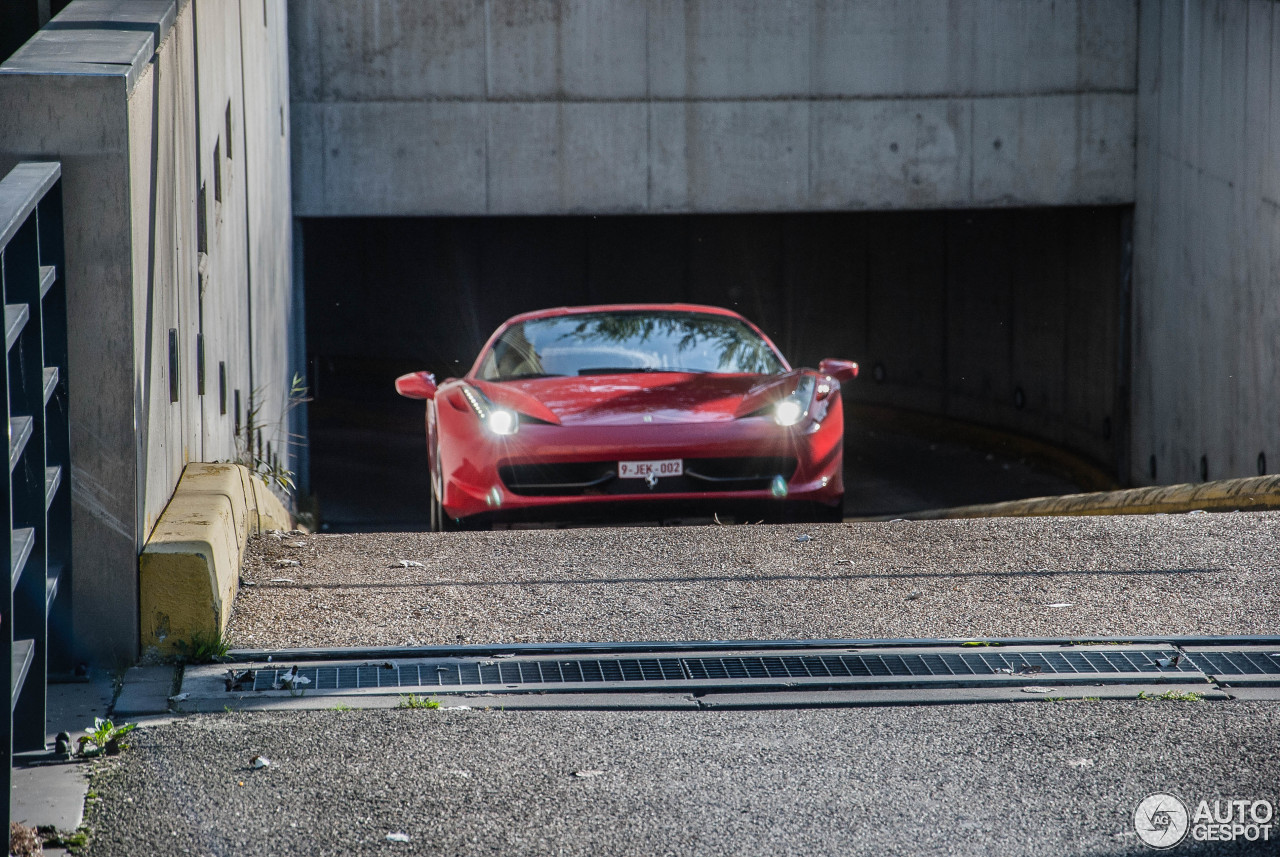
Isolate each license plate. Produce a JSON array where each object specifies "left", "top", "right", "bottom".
[{"left": 618, "top": 459, "right": 683, "bottom": 479}]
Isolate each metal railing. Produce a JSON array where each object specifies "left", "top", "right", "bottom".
[{"left": 2, "top": 160, "right": 71, "bottom": 834}]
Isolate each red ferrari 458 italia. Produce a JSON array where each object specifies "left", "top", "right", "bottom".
[{"left": 395, "top": 304, "right": 858, "bottom": 530}]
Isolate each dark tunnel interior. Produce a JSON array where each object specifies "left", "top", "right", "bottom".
[{"left": 302, "top": 207, "right": 1128, "bottom": 529}]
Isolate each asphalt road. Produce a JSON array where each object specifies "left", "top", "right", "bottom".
[
  {"left": 83, "top": 703, "right": 1279, "bottom": 856},
  {"left": 228, "top": 512, "right": 1280, "bottom": 649}
]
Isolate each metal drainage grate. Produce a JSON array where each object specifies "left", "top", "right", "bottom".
[
  {"left": 1183, "top": 650, "right": 1280, "bottom": 684},
  {"left": 247, "top": 647, "right": 1234, "bottom": 694}
]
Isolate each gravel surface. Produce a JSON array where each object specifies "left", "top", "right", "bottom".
[
  {"left": 83, "top": 703, "right": 1279, "bottom": 856},
  {"left": 227, "top": 513, "right": 1280, "bottom": 648}
]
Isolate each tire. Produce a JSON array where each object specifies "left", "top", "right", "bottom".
[
  {"left": 429, "top": 443, "right": 447, "bottom": 532},
  {"left": 430, "top": 447, "right": 476, "bottom": 531},
  {"left": 428, "top": 477, "right": 443, "bottom": 532}
]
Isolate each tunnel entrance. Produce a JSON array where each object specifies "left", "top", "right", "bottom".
[{"left": 302, "top": 207, "right": 1129, "bottom": 531}]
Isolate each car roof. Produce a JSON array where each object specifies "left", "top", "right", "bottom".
[{"left": 499, "top": 303, "right": 748, "bottom": 326}]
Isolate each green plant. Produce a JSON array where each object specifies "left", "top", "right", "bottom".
[
  {"left": 1043, "top": 695, "right": 1101, "bottom": 703},
  {"left": 330, "top": 703, "right": 353, "bottom": 712},
  {"left": 961, "top": 641, "right": 999, "bottom": 647},
  {"left": 77, "top": 718, "right": 137, "bottom": 757},
  {"left": 237, "top": 373, "right": 311, "bottom": 494},
  {"left": 397, "top": 694, "right": 440, "bottom": 710},
  {"left": 1138, "top": 689, "right": 1203, "bottom": 702},
  {"left": 40, "top": 825, "right": 89, "bottom": 853},
  {"left": 173, "top": 629, "right": 230, "bottom": 663}
]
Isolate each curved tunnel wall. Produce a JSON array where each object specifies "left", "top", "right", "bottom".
[{"left": 304, "top": 206, "right": 1128, "bottom": 483}]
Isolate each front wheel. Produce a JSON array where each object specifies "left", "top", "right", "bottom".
[
  {"left": 429, "top": 444, "right": 448, "bottom": 532},
  {"left": 429, "top": 447, "right": 477, "bottom": 531},
  {"left": 427, "top": 483, "right": 442, "bottom": 529}
]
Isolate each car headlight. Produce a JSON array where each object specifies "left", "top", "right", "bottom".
[
  {"left": 774, "top": 399, "right": 805, "bottom": 426},
  {"left": 460, "top": 384, "right": 519, "bottom": 436},
  {"left": 486, "top": 408, "right": 518, "bottom": 436},
  {"left": 773, "top": 376, "right": 815, "bottom": 427}
]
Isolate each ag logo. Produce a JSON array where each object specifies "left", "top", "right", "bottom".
[{"left": 1134, "top": 793, "right": 1190, "bottom": 849}]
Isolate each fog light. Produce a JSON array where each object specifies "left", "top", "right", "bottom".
[
  {"left": 486, "top": 486, "right": 504, "bottom": 508},
  {"left": 770, "top": 475, "right": 788, "bottom": 498}
]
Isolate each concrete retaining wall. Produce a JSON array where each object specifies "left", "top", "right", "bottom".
[
  {"left": 0, "top": 0, "right": 294, "bottom": 663},
  {"left": 1132, "top": 0, "right": 1280, "bottom": 486},
  {"left": 140, "top": 463, "right": 290, "bottom": 655},
  {"left": 289, "top": 0, "right": 1137, "bottom": 217}
]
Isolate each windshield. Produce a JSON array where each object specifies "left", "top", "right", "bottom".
[{"left": 476, "top": 310, "right": 786, "bottom": 380}]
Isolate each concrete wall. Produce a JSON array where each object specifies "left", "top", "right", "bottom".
[
  {"left": 0, "top": 0, "right": 293, "bottom": 663},
  {"left": 1132, "top": 0, "right": 1279, "bottom": 485},
  {"left": 290, "top": 0, "right": 1138, "bottom": 217}
]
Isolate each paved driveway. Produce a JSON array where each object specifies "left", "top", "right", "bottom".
[
  {"left": 228, "top": 512, "right": 1280, "bottom": 649},
  {"left": 85, "top": 702, "right": 1278, "bottom": 856}
]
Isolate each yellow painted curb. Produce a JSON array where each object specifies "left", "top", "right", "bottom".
[
  {"left": 139, "top": 463, "right": 292, "bottom": 653},
  {"left": 870, "top": 475, "right": 1280, "bottom": 521}
]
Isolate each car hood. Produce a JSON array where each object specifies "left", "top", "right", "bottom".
[{"left": 472, "top": 372, "right": 805, "bottom": 426}]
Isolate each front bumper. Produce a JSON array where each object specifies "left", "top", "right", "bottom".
[{"left": 437, "top": 405, "right": 845, "bottom": 522}]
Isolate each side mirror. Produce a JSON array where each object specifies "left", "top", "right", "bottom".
[
  {"left": 394, "top": 371, "right": 438, "bottom": 400},
  {"left": 819, "top": 359, "right": 859, "bottom": 383}
]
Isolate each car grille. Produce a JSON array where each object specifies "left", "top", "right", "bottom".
[{"left": 498, "top": 456, "right": 798, "bottom": 496}]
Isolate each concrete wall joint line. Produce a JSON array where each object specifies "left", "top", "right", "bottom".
[{"left": 292, "top": 90, "right": 1140, "bottom": 106}]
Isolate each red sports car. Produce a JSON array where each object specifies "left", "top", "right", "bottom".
[{"left": 395, "top": 304, "right": 858, "bottom": 530}]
